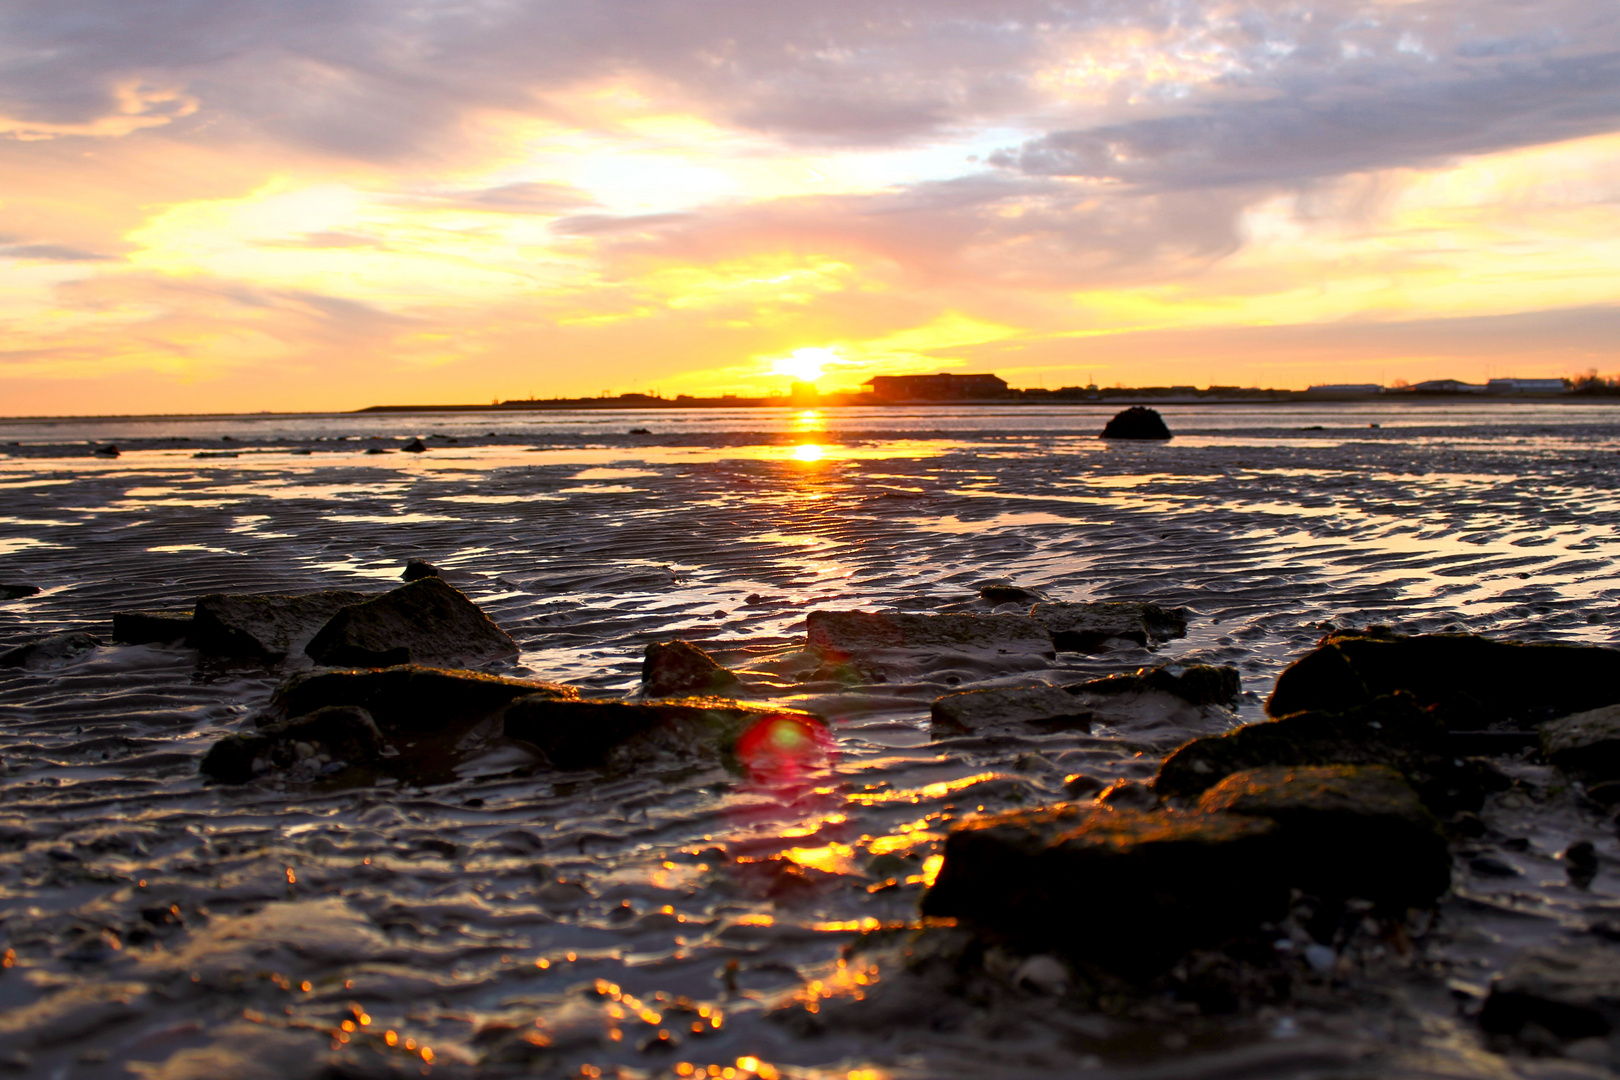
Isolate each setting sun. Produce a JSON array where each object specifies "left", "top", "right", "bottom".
[
  {"left": 771, "top": 347, "right": 839, "bottom": 385},
  {"left": 792, "top": 444, "right": 825, "bottom": 462}
]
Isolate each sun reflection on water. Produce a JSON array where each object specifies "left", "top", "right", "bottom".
[{"left": 791, "top": 443, "right": 824, "bottom": 462}]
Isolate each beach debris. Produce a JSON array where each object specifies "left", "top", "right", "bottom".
[
  {"left": 92, "top": 443, "right": 120, "bottom": 457},
  {"left": 976, "top": 581, "right": 1047, "bottom": 605},
  {"left": 111, "top": 608, "right": 194, "bottom": 644},
  {"left": 1542, "top": 704, "right": 1620, "bottom": 782},
  {"left": 0, "top": 631, "right": 101, "bottom": 670},
  {"left": 1029, "top": 600, "right": 1188, "bottom": 652},
  {"left": 1100, "top": 406, "right": 1172, "bottom": 440},
  {"left": 641, "top": 639, "right": 742, "bottom": 697},
  {"left": 200, "top": 705, "right": 386, "bottom": 783},
  {"left": 1480, "top": 945, "right": 1620, "bottom": 1050},
  {"left": 0, "top": 583, "right": 40, "bottom": 601},
  {"left": 1267, "top": 629, "right": 1620, "bottom": 729},
  {"left": 270, "top": 663, "right": 575, "bottom": 735},
  {"left": 402, "top": 557, "right": 441, "bottom": 581},
  {"left": 304, "top": 576, "right": 518, "bottom": 668},
  {"left": 806, "top": 610, "right": 1054, "bottom": 657},
  {"left": 503, "top": 695, "right": 829, "bottom": 771},
  {"left": 402, "top": 437, "right": 427, "bottom": 452},
  {"left": 188, "top": 589, "right": 368, "bottom": 661},
  {"left": 1155, "top": 692, "right": 1508, "bottom": 814}
]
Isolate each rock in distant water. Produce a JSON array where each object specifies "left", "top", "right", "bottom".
[
  {"left": 931, "top": 684, "right": 1091, "bottom": 735},
  {"left": 92, "top": 444, "right": 120, "bottom": 457},
  {"left": 0, "top": 631, "right": 101, "bottom": 669},
  {"left": 112, "top": 608, "right": 195, "bottom": 644},
  {"left": 932, "top": 663, "right": 1239, "bottom": 737},
  {"left": 1100, "top": 407, "right": 1171, "bottom": 440},
  {"left": 402, "top": 438, "right": 426, "bottom": 452},
  {"left": 1267, "top": 629, "right": 1620, "bottom": 729},
  {"left": 0, "top": 584, "right": 40, "bottom": 601},
  {"left": 642, "top": 640, "right": 741, "bottom": 697},
  {"left": 976, "top": 581, "right": 1047, "bottom": 605},
  {"left": 402, "top": 558, "right": 441, "bottom": 581},
  {"left": 201, "top": 705, "right": 387, "bottom": 784},
  {"left": 1029, "top": 600, "right": 1188, "bottom": 652},
  {"left": 1542, "top": 704, "right": 1620, "bottom": 781},
  {"left": 1079, "top": 661, "right": 1239, "bottom": 707},
  {"left": 1480, "top": 945, "right": 1620, "bottom": 1043},
  {"left": 189, "top": 590, "right": 368, "bottom": 661},
  {"left": 270, "top": 664, "right": 574, "bottom": 736},
  {"left": 806, "top": 610, "right": 1054, "bottom": 657},
  {"left": 305, "top": 577, "right": 518, "bottom": 669}
]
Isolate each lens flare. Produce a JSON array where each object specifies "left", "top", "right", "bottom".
[{"left": 734, "top": 714, "right": 833, "bottom": 783}]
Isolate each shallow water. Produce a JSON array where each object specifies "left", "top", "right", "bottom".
[{"left": 1, "top": 403, "right": 1619, "bottom": 1079}]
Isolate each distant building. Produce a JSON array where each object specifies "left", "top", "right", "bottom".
[
  {"left": 1487, "top": 378, "right": 1568, "bottom": 394},
  {"left": 1411, "top": 379, "right": 1487, "bottom": 394},
  {"left": 862, "top": 373, "right": 1011, "bottom": 400},
  {"left": 1305, "top": 383, "right": 1384, "bottom": 396}
]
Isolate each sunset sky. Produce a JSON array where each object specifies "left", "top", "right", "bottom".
[{"left": 4, "top": 0, "right": 1620, "bottom": 414}]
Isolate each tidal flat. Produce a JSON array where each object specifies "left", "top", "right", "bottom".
[{"left": 1, "top": 402, "right": 1619, "bottom": 1079}]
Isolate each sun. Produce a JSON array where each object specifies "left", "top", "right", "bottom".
[{"left": 770, "top": 346, "right": 838, "bottom": 384}]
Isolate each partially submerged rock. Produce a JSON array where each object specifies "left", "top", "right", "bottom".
[
  {"left": 112, "top": 608, "right": 194, "bottom": 645},
  {"left": 932, "top": 684, "right": 1091, "bottom": 735},
  {"left": 269, "top": 664, "right": 575, "bottom": 736},
  {"left": 402, "top": 558, "right": 441, "bottom": 581},
  {"left": 641, "top": 639, "right": 742, "bottom": 697},
  {"left": 930, "top": 663, "right": 1239, "bottom": 736},
  {"left": 806, "top": 610, "right": 1053, "bottom": 658},
  {"left": 0, "top": 631, "right": 100, "bottom": 670},
  {"left": 201, "top": 706, "right": 387, "bottom": 784},
  {"left": 1480, "top": 945, "right": 1620, "bottom": 1043},
  {"left": 1029, "top": 601, "right": 1187, "bottom": 652},
  {"left": 977, "top": 582, "right": 1046, "bottom": 605},
  {"left": 189, "top": 590, "right": 368, "bottom": 661},
  {"left": 0, "top": 584, "right": 40, "bottom": 601},
  {"left": 1100, "top": 406, "right": 1172, "bottom": 440},
  {"left": 1077, "top": 662, "right": 1238, "bottom": 708},
  {"left": 1267, "top": 630, "right": 1620, "bottom": 730},
  {"left": 503, "top": 695, "right": 827, "bottom": 771},
  {"left": 1543, "top": 704, "right": 1620, "bottom": 782},
  {"left": 305, "top": 576, "right": 517, "bottom": 669}
]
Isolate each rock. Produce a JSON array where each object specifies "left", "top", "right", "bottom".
[
  {"left": 1029, "top": 601, "right": 1187, "bottom": 652},
  {"left": 365, "top": 447, "right": 391, "bottom": 454},
  {"left": 1267, "top": 630, "right": 1620, "bottom": 730},
  {"left": 641, "top": 640, "right": 742, "bottom": 697},
  {"left": 92, "top": 444, "right": 120, "bottom": 457},
  {"left": 628, "top": 427, "right": 652, "bottom": 435},
  {"left": 201, "top": 706, "right": 387, "bottom": 784},
  {"left": 1565, "top": 841, "right": 1599, "bottom": 889},
  {"left": 503, "top": 695, "right": 827, "bottom": 771},
  {"left": 1100, "top": 407, "right": 1172, "bottom": 440},
  {"left": 269, "top": 664, "right": 574, "bottom": 736},
  {"left": 977, "top": 582, "right": 1046, "bottom": 605},
  {"left": 931, "top": 684, "right": 1091, "bottom": 734},
  {"left": 189, "top": 590, "right": 369, "bottom": 661},
  {"left": 402, "top": 438, "right": 426, "bottom": 452},
  {"left": 401, "top": 558, "right": 441, "bottom": 581},
  {"left": 112, "top": 608, "right": 194, "bottom": 644},
  {"left": 806, "top": 610, "right": 1054, "bottom": 657},
  {"left": 1074, "top": 662, "right": 1239, "bottom": 707},
  {"left": 1196, "top": 764, "right": 1451, "bottom": 910},
  {"left": 0, "top": 631, "right": 101, "bottom": 669},
  {"left": 1480, "top": 945, "right": 1620, "bottom": 1042},
  {"left": 920, "top": 803, "right": 1287, "bottom": 972},
  {"left": 1154, "top": 693, "right": 1506, "bottom": 815},
  {"left": 1097, "top": 780, "right": 1159, "bottom": 809},
  {"left": 0, "top": 584, "right": 40, "bottom": 601},
  {"left": 1544, "top": 704, "right": 1620, "bottom": 781},
  {"left": 304, "top": 577, "right": 518, "bottom": 669}
]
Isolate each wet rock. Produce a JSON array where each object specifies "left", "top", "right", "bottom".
[
  {"left": 641, "top": 639, "right": 742, "bottom": 697},
  {"left": 1030, "top": 600, "right": 1188, "bottom": 652},
  {"left": 402, "top": 557, "right": 441, "bottom": 581},
  {"left": 1097, "top": 780, "right": 1159, "bottom": 809},
  {"left": 628, "top": 427, "right": 652, "bottom": 435},
  {"left": 1565, "top": 841, "right": 1600, "bottom": 889},
  {"left": 401, "top": 438, "right": 427, "bottom": 452},
  {"left": 0, "top": 583, "right": 40, "bottom": 601},
  {"left": 1480, "top": 945, "right": 1620, "bottom": 1043},
  {"left": 1267, "top": 630, "right": 1620, "bottom": 730},
  {"left": 1196, "top": 764, "right": 1451, "bottom": 910},
  {"left": 1074, "top": 662, "right": 1239, "bottom": 707},
  {"left": 365, "top": 447, "right": 391, "bottom": 454},
  {"left": 931, "top": 684, "right": 1091, "bottom": 735},
  {"left": 1154, "top": 693, "right": 1506, "bottom": 815},
  {"left": 188, "top": 590, "right": 368, "bottom": 661},
  {"left": 1100, "top": 406, "right": 1172, "bottom": 440},
  {"left": 92, "top": 443, "right": 119, "bottom": 457},
  {"left": 111, "top": 608, "right": 194, "bottom": 645},
  {"left": 269, "top": 664, "right": 575, "bottom": 736},
  {"left": 976, "top": 582, "right": 1047, "bottom": 605},
  {"left": 503, "top": 695, "right": 827, "bottom": 771},
  {"left": 1544, "top": 705, "right": 1620, "bottom": 782},
  {"left": 1469, "top": 854, "right": 1521, "bottom": 877},
  {"left": 806, "top": 610, "right": 1054, "bottom": 657},
  {"left": 304, "top": 576, "right": 518, "bottom": 668},
  {"left": 0, "top": 631, "right": 101, "bottom": 669},
  {"left": 201, "top": 705, "right": 387, "bottom": 784}
]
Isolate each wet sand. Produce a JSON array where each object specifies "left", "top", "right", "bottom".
[{"left": 1, "top": 403, "right": 1619, "bottom": 1078}]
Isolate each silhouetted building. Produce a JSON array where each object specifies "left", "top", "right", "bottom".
[
  {"left": 862, "top": 373, "right": 1011, "bottom": 400},
  {"left": 1305, "top": 383, "right": 1384, "bottom": 396},
  {"left": 1411, "top": 379, "right": 1486, "bottom": 394},
  {"left": 1487, "top": 378, "right": 1567, "bottom": 394}
]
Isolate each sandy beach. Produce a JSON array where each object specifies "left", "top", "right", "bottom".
[{"left": 2, "top": 401, "right": 1619, "bottom": 1079}]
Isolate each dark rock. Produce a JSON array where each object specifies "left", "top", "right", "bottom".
[
  {"left": 1097, "top": 780, "right": 1159, "bottom": 809},
  {"left": 1196, "top": 764, "right": 1451, "bottom": 910},
  {"left": 503, "top": 695, "right": 826, "bottom": 771},
  {"left": 628, "top": 428, "right": 652, "bottom": 435},
  {"left": 1587, "top": 780, "right": 1620, "bottom": 808},
  {"left": 269, "top": 664, "right": 574, "bottom": 736},
  {"left": 189, "top": 590, "right": 368, "bottom": 661},
  {"left": 931, "top": 684, "right": 1091, "bottom": 735},
  {"left": 304, "top": 577, "right": 517, "bottom": 669},
  {"left": 806, "top": 610, "right": 1053, "bottom": 658},
  {"left": 1063, "top": 773, "right": 1106, "bottom": 798},
  {"left": 641, "top": 640, "right": 742, "bottom": 697},
  {"left": 401, "top": 438, "right": 427, "bottom": 452},
  {"left": 1267, "top": 630, "right": 1620, "bottom": 730},
  {"left": 0, "top": 584, "right": 41, "bottom": 601},
  {"left": 1565, "top": 841, "right": 1600, "bottom": 889},
  {"left": 402, "top": 558, "right": 441, "bottom": 582},
  {"left": 1544, "top": 705, "right": 1620, "bottom": 781},
  {"left": 92, "top": 444, "right": 119, "bottom": 457},
  {"left": 1470, "top": 855, "right": 1521, "bottom": 877},
  {"left": 0, "top": 631, "right": 101, "bottom": 669},
  {"left": 1029, "top": 600, "right": 1187, "bottom": 652},
  {"left": 1100, "top": 407, "right": 1172, "bottom": 440},
  {"left": 1074, "top": 662, "right": 1239, "bottom": 708},
  {"left": 201, "top": 706, "right": 387, "bottom": 784},
  {"left": 976, "top": 582, "right": 1046, "bottom": 605},
  {"left": 112, "top": 609, "right": 194, "bottom": 645},
  {"left": 1154, "top": 693, "right": 1506, "bottom": 815},
  {"left": 1480, "top": 945, "right": 1620, "bottom": 1041},
  {"left": 365, "top": 447, "right": 391, "bottom": 455}
]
